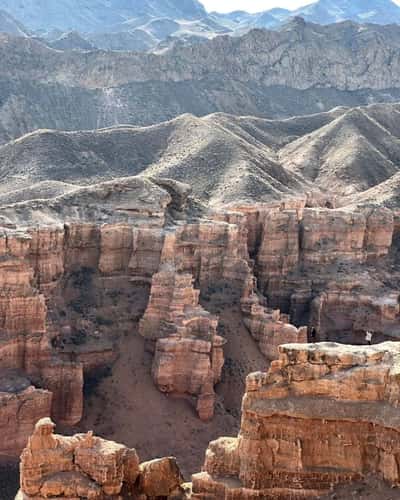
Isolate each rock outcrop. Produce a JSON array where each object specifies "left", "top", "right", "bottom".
[
  {"left": 241, "top": 298, "right": 308, "bottom": 361},
  {"left": 0, "top": 374, "right": 52, "bottom": 457},
  {"left": 140, "top": 268, "right": 225, "bottom": 421},
  {"left": 16, "top": 418, "right": 184, "bottom": 499},
  {"left": 255, "top": 207, "right": 394, "bottom": 296},
  {"left": 192, "top": 342, "right": 400, "bottom": 498}
]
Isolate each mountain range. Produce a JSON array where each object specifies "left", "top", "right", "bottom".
[
  {"left": 3, "top": 19, "right": 400, "bottom": 144},
  {"left": 1, "top": 0, "right": 400, "bottom": 52},
  {"left": 217, "top": 0, "right": 400, "bottom": 31}
]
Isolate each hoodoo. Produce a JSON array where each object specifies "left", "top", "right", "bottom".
[{"left": 16, "top": 418, "right": 185, "bottom": 499}]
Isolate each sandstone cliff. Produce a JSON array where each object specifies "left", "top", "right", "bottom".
[
  {"left": 192, "top": 342, "right": 400, "bottom": 498},
  {"left": 140, "top": 268, "right": 225, "bottom": 421}
]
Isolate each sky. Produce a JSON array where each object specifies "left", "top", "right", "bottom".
[{"left": 201, "top": 0, "right": 400, "bottom": 13}]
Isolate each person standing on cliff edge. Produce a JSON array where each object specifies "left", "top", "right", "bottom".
[{"left": 365, "top": 331, "right": 373, "bottom": 345}]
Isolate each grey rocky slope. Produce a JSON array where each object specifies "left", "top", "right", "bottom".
[
  {"left": 2, "top": 0, "right": 400, "bottom": 53},
  {"left": 4, "top": 20, "right": 400, "bottom": 143},
  {"left": 5, "top": 19, "right": 400, "bottom": 90},
  {"left": 1, "top": 103, "right": 400, "bottom": 209}
]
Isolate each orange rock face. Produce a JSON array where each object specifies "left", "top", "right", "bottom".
[
  {"left": 254, "top": 206, "right": 394, "bottom": 295},
  {"left": 192, "top": 342, "right": 400, "bottom": 498},
  {"left": 17, "top": 418, "right": 184, "bottom": 499},
  {"left": 0, "top": 228, "right": 83, "bottom": 455},
  {"left": 0, "top": 379, "right": 52, "bottom": 456},
  {"left": 241, "top": 299, "right": 308, "bottom": 360},
  {"left": 140, "top": 268, "right": 225, "bottom": 420},
  {"left": 0, "top": 178, "right": 171, "bottom": 456},
  {"left": 310, "top": 289, "right": 400, "bottom": 342}
]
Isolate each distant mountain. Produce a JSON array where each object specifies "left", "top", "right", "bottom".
[
  {"left": 0, "top": 9, "right": 28, "bottom": 36},
  {"left": 2, "top": 20, "right": 400, "bottom": 144},
  {"left": 2, "top": 0, "right": 400, "bottom": 53},
  {"left": 0, "top": 0, "right": 207, "bottom": 32},
  {"left": 0, "top": 0, "right": 228, "bottom": 52},
  {"left": 294, "top": 0, "right": 400, "bottom": 25},
  {"left": 214, "top": 0, "right": 400, "bottom": 30}
]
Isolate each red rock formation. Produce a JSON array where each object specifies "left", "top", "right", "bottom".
[
  {"left": 140, "top": 268, "right": 225, "bottom": 420},
  {"left": 242, "top": 300, "right": 308, "bottom": 360},
  {"left": 0, "top": 376, "right": 52, "bottom": 456},
  {"left": 192, "top": 342, "right": 400, "bottom": 498},
  {"left": 160, "top": 218, "right": 251, "bottom": 290},
  {"left": 0, "top": 178, "right": 171, "bottom": 456},
  {"left": 255, "top": 207, "right": 394, "bottom": 296},
  {"left": 0, "top": 180, "right": 397, "bottom": 458},
  {"left": 240, "top": 265, "right": 307, "bottom": 360},
  {"left": 311, "top": 288, "right": 400, "bottom": 342},
  {"left": 16, "top": 418, "right": 184, "bottom": 500},
  {"left": 0, "top": 228, "right": 83, "bottom": 453}
]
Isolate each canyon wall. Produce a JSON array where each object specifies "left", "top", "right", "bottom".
[
  {"left": 0, "top": 178, "right": 171, "bottom": 456},
  {"left": 0, "top": 178, "right": 398, "bottom": 457},
  {"left": 255, "top": 207, "right": 394, "bottom": 296},
  {"left": 237, "top": 204, "right": 397, "bottom": 342},
  {"left": 192, "top": 342, "right": 400, "bottom": 499}
]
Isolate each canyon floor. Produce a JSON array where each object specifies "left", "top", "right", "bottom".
[{"left": 77, "top": 289, "right": 266, "bottom": 479}]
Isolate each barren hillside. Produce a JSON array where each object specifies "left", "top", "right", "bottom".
[{"left": 1, "top": 104, "right": 400, "bottom": 208}]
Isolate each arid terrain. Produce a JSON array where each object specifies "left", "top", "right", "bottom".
[
  {"left": 2, "top": 1, "right": 400, "bottom": 498},
  {"left": 1, "top": 103, "right": 400, "bottom": 209},
  {"left": 4, "top": 19, "right": 400, "bottom": 144}
]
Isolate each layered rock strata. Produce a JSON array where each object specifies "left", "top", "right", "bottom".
[
  {"left": 1, "top": 177, "right": 398, "bottom": 455},
  {"left": 139, "top": 268, "right": 225, "bottom": 421},
  {"left": 0, "top": 178, "right": 171, "bottom": 455},
  {"left": 310, "top": 288, "right": 400, "bottom": 343},
  {"left": 236, "top": 204, "right": 398, "bottom": 341},
  {"left": 139, "top": 212, "right": 308, "bottom": 416},
  {"left": 192, "top": 342, "right": 400, "bottom": 498},
  {"left": 16, "top": 418, "right": 184, "bottom": 499},
  {"left": 241, "top": 298, "right": 308, "bottom": 360},
  {"left": 255, "top": 207, "right": 394, "bottom": 296}
]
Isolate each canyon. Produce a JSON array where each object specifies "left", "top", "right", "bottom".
[
  {"left": 2, "top": 2, "right": 400, "bottom": 498},
  {"left": 0, "top": 166, "right": 398, "bottom": 497}
]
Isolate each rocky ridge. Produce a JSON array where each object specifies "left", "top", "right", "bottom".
[
  {"left": 3, "top": 21, "right": 400, "bottom": 142},
  {"left": 2, "top": 104, "right": 400, "bottom": 210}
]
